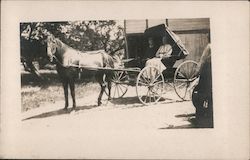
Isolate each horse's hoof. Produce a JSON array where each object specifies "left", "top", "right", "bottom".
[
  {"left": 98, "top": 101, "right": 102, "bottom": 106},
  {"left": 63, "top": 107, "right": 68, "bottom": 111},
  {"left": 108, "top": 97, "right": 112, "bottom": 101}
]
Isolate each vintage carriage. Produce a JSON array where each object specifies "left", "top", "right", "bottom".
[
  {"left": 46, "top": 23, "right": 201, "bottom": 107},
  {"left": 105, "top": 24, "right": 199, "bottom": 105}
]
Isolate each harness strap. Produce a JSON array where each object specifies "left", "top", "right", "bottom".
[{"left": 52, "top": 55, "right": 66, "bottom": 67}]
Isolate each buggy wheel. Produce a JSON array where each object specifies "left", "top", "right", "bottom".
[
  {"left": 136, "top": 66, "right": 164, "bottom": 105},
  {"left": 174, "top": 60, "right": 198, "bottom": 100},
  {"left": 104, "top": 71, "right": 128, "bottom": 99}
]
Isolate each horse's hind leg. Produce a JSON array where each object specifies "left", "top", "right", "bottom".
[
  {"left": 107, "top": 74, "right": 112, "bottom": 101},
  {"left": 69, "top": 80, "right": 76, "bottom": 109},
  {"left": 96, "top": 73, "right": 105, "bottom": 106},
  {"left": 63, "top": 82, "right": 69, "bottom": 109}
]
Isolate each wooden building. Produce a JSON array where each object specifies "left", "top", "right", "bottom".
[{"left": 124, "top": 18, "right": 210, "bottom": 66}]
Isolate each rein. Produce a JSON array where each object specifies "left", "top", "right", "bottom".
[
  {"left": 51, "top": 55, "right": 68, "bottom": 68},
  {"left": 51, "top": 54, "right": 81, "bottom": 69}
]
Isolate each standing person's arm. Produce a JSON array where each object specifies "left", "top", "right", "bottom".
[{"left": 195, "top": 44, "right": 211, "bottom": 75}]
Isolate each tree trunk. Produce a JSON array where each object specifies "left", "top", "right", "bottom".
[{"left": 26, "top": 60, "right": 44, "bottom": 81}]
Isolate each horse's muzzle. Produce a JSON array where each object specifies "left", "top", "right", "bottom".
[{"left": 48, "top": 56, "right": 53, "bottom": 62}]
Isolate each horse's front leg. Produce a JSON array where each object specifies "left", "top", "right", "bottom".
[
  {"left": 69, "top": 80, "right": 76, "bottom": 109},
  {"left": 63, "top": 82, "right": 69, "bottom": 109},
  {"left": 98, "top": 82, "right": 105, "bottom": 106},
  {"left": 96, "top": 72, "right": 106, "bottom": 106},
  {"left": 107, "top": 78, "right": 112, "bottom": 101}
]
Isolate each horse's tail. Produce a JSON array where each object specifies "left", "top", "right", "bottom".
[{"left": 102, "top": 52, "right": 114, "bottom": 68}]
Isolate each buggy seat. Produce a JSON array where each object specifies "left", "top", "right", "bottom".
[{"left": 144, "top": 24, "right": 189, "bottom": 68}]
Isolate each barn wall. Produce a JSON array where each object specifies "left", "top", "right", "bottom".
[
  {"left": 125, "top": 20, "right": 147, "bottom": 34},
  {"left": 168, "top": 18, "right": 210, "bottom": 66},
  {"left": 173, "top": 32, "right": 209, "bottom": 67},
  {"left": 125, "top": 19, "right": 167, "bottom": 34},
  {"left": 125, "top": 18, "right": 210, "bottom": 63},
  {"left": 168, "top": 18, "right": 210, "bottom": 31},
  {"left": 148, "top": 19, "right": 166, "bottom": 28}
]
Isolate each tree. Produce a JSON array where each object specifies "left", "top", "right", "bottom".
[
  {"left": 20, "top": 20, "right": 125, "bottom": 80},
  {"left": 20, "top": 22, "right": 48, "bottom": 80}
]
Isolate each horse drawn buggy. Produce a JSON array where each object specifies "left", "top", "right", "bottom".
[
  {"left": 103, "top": 24, "right": 199, "bottom": 105},
  {"left": 47, "top": 24, "right": 199, "bottom": 108}
]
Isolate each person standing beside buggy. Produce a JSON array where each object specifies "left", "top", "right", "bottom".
[{"left": 192, "top": 43, "right": 213, "bottom": 127}]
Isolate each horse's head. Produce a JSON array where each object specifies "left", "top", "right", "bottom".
[{"left": 47, "top": 34, "right": 57, "bottom": 62}]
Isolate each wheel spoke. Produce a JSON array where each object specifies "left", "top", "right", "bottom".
[
  {"left": 177, "top": 71, "right": 186, "bottom": 79},
  {"left": 119, "top": 75, "right": 127, "bottom": 81},
  {"left": 118, "top": 72, "right": 123, "bottom": 80},
  {"left": 174, "top": 61, "right": 199, "bottom": 100},
  {"left": 142, "top": 95, "right": 147, "bottom": 103},
  {"left": 138, "top": 81, "right": 148, "bottom": 86},
  {"left": 145, "top": 68, "right": 152, "bottom": 82},
  {"left": 153, "top": 93, "right": 156, "bottom": 102},
  {"left": 141, "top": 74, "right": 150, "bottom": 84},
  {"left": 139, "top": 77, "right": 146, "bottom": 83},
  {"left": 113, "top": 85, "right": 117, "bottom": 97},
  {"left": 117, "top": 85, "right": 120, "bottom": 97},
  {"left": 145, "top": 89, "right": 150, "bottom": 103},
  {"left": 152, "top": 73, "right": 161, "bottom": 83},
  {"left": 153, "top": 80, "right": 163, "bottom": 85},
  {"left": 183, "top": 87, "right": 187, "bottom": 98},
  {"left": 189, "top": 69, "right": 197, "bottom": 79},
  {"left": 175, "top": 82, "right": 187, "bottom": 88},
  {"left": 117, "top": 84, "right": 124, "bottom": 95},
  {"left": 114, "top": 72, "right": 118, "bottom": 79},
  {"left": 184, "top": 64, "right": 190, "bottom": 78},
  {"left": 148, "top": 91, "right": 151, "bottom": 104},
  {"left": 175, "top": 78, "right": 188, "bottom": 82},
  {"left": 120, "top": 84, "right": 128, "bottom": 90},
  {"left": 150, "top": 68, "right": 158, "bottom": 83},
  {"left": 152, "top": 90, "right": 161, "bottom": 98},
  {"left": 119, "top": 84, "right": 126, "bottom": 89}
]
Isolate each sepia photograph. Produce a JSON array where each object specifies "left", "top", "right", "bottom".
[
  {"left": 1, "top": 1, "right": 249, "bottom": 159},
  {"left": 20, "top": 18, "right": 212, "bottom": 128}
]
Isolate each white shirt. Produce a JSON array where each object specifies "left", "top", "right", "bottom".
[{"left": 155, "top": 44, "right": 172, "bottom": 58}]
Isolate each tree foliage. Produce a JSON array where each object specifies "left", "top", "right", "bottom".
[{"left": 20, "top": 20, "right": 125, "bottom": 78}]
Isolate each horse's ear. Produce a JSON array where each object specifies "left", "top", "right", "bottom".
[{"left": 47, "top": 33, "right": 56, "bottom": 42}]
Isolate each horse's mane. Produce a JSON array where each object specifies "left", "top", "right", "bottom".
[
  {"left": 54, "top": 37, "right": 80, "bottom": 53},
  {"left": 54, "top": 38, "right": 64, "bottom": 48}
]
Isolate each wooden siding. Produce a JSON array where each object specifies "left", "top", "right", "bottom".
[
  {"left": 124, "top": 18, "right": 210, "bottom": 63},
  {"left": 148, "top": 19, "right": 166, "bottom": 28},
  {"left": 125, "top": 19, "right": 167, "bottom": 34},
  {"left": 168, "top": 18, "right": 210, "bottom": 31},
  {"left": 125, "top": 20, "right": 147, "bottom": 34},
  {"left": 174, "top": 32, "right": 209, "bottom": 67}
]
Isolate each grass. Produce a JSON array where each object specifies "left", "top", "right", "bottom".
[{"left": 21, "top": 69, "right": 100, "bottom": 112}]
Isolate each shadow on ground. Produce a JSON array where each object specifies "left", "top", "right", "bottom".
[
  {"left": 23, "top": 96, "right": 196, "bottom": 124},
  {"left": 159, "top": 113, "right": 213, "bottom": 129},
  {"left": 22, "top": 104, "right": 98, "bottom": 121},
  {"left": 110, "top": 96, "right": 183, "bottom": 108},
  {"left": 111, "top": 96, "right": 142, "bottom": 106}
]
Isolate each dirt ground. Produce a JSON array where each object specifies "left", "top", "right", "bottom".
[
  {"left": 17, "top": 84, "right": 198, "bottom": 158},
  {"left": 22, "top": 85, "right": 196, "bottom": 128}
]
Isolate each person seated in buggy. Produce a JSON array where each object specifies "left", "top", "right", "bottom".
[
  {"left": 144, "top": 27, "right": 189, "bottom": 74},
  {"left": 145, "top": 36, "right": 172, "bottom": 73},
  {"left": 144, "top": 37, "right": 159, "bottom": 59}
]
